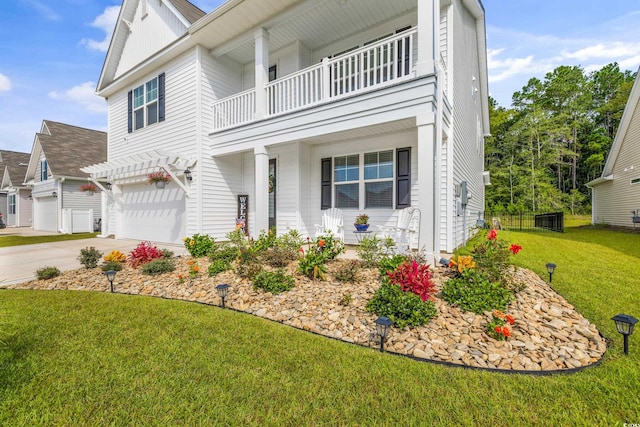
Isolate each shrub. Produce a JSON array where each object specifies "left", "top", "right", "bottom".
[
  {"left": 298, "top": 249, "right": 328, "bottom": 280},
  {"left": 140, "top": 258, "right": 175, "bottom": 276},
  {"left": 161, "top": 249, "right": 174, "bottom": 259},
  {"left": 334, "top": 259, "right": 361, "bottom": 283},
  {"left": 274, "top": 230, "right": 304, "bottom": 253},
  {"left": 128, "top": 241, "right": 163, "bottom": 268},
  {"left": 313, "top": 232, "right": 344, "bottom": 260},
  {"left": 104, "top": 250, "right": 126, "bottom": 263},
  {"left": 378, "top": 254, "right": 407, "bottom": 276},
  {"left": 486, "top": 310, "right": 515, "bottom": 341},
  {"left": 209, "top": 243, "right": 239, "bottom": 264},
  {"left": 448, "top": 255, "right": 476, "bottom": 274},
  {"left": 261, "top": 247, "right": 294, "bottom": 268},
  {"left": 208, "top": 259, "right": 231, "bottom": 276},
  {"left": 183, "top": 234, "right": 215, "bottom": 258},
  {"left": 78, "top": 246, "right": 102, "bottom": 269},
  {"left": 441, "top": 269, "right": 514, "bottom": 314},
  {"left": 366, "top": 280, "right": 438, "bottom": 329},
  {"left": 226, "top": 228, "right": 249, "bottom": 248},
  {"left": 36, "top": 266, "right": 61, "bottom": 280},
  {"left": 339, "top": 293, "right": 352, "bottom": 306},
  {"left": 471, "top": 229, "right": 522, "bottom": 287},
  {"left": 253, "top": 228, "right": 277, "bottom": 252},
  {"left": 386, "top": 260, "right": 436, "bottom": 302},
  {"left": 188, "top": 262, "right": 200, "bottom": 278},
  {"left": 253, "top": 269, "right": 295, "bottom": 294},
  {"left": 356, "top": 235, "right": 385, "bottom": 267},
  {"left": 236, "top": 262, "right": 262, "bottom": 281},
  {"left": 101, "top": 261, "right": 123, "bottom": 272}
]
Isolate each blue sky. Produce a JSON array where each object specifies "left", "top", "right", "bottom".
[{"left": 0, "top": 0, "right": 638, "bottom": 154}]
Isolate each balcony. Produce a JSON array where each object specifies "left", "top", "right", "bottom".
[{"left": 212, "top": 28, "right": 422, "bottom": 132}]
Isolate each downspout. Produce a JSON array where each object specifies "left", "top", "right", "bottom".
[
  {"left": 58, "top": 177, "right": 65, "bottom": 233},
  {"left": 434, "top": 0, "right": 443, "bottom": 259}
]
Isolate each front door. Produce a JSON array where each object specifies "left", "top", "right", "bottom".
[{"left": 268, "top": 159, "right": 276, "bottom": 229}]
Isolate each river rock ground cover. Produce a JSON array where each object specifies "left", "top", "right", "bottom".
[{"left": 7, "top": 255, "right": 607, "bottom": 372}]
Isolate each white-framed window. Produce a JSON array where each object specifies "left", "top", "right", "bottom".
[
  {"left": 364, "top": 150, "right": 393, "bottom": 208},
  {"left": 133, "top": 77, "right": 158, "bottom": 130},
  {"left": 334, "top": 154, "right": 359, "bottom": 208},
  {"left": 631, "top": 177, "right": 640, "bottom": 185},
  {"left": 40, "top": 159, "right": 48, "bottom": 181},
  {"left": 9, "top": 194, "right": 16, "bottom": 214}
]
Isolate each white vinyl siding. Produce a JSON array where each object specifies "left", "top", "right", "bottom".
[{"left": 62, "top": 180, "right": 102, "bottom": 223}]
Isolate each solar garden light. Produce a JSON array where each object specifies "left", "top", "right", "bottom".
[
  {"left": 104, "top": 270, "right": 116, "bottom": 293},
  {"left": 375, "top": 316, "right": 392, "bottom": 352},
  {"left": 216, "top": 283, "right": 229, "bottom": 308},
  {"left": 545, "top": 263, "right": 556, "bottom": 283},
  {"left": 611, "top": 314, "right": 638, "bottom": 355},
  {"left": 439, "top": 258, "right": 450, "bottom": 268}
]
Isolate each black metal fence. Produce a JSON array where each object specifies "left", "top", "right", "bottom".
[{"left": 482, "top": 211, "right": 564, "bottom": 233}]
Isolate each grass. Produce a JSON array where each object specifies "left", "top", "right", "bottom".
[
  {"left": 1, "top": 225, "right": 639, "bottom": 425},
  {"left": 0, "top": 233, "right": 98, "bottom": 248}
]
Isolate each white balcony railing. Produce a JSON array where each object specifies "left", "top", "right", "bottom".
[{"left": 212, "top": 28, "right": 418, "bottom": 131}]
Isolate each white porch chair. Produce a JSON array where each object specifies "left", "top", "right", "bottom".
[
  {"left": 315, "top": 208, "right": 344, "bottom": 241},
  {"left": 377, "top": 207, "right": 420, "bottom": 253}
]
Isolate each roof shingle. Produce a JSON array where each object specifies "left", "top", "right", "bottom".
[
  {"left": 168, "top": 0, "right": 206, "bottom": 24},
  {"left": 0, "top": 150, "right": 30, "bottom": 186}
]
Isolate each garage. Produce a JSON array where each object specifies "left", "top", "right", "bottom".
[
  {"left": 119, "top": 183, "right": 186, "bottom": 243},
  {"left": 34, "top": 196, "right": 58, "bottom": 232}
]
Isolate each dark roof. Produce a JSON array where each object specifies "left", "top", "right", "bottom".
[
  {"left": 0, "top": 150, "right": 30, "bottom": 186},
  {"left": 168, "top": 0, "right": 206, "bottom": 24},
  {"left": 39, "top": 121, "right": 107, "bottom": 178}
]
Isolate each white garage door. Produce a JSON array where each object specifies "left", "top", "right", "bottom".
[
  {"left": 119, "top": 183, "right": 186, "bottom": 244},
  {"left": 35, "top": 196, "right": 58, "bottom": 232}
]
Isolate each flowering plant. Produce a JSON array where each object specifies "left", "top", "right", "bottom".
[
  {"left": 79, "top": 183, "right": 97, "bottom": 193},
  {"left": 104, "top": 250, "right": 126, "bottom": 263},
  {"left": 188, "top": 262, "right": 200, "bottom": 278},
  {"left": 486, "top": 310, "right": 515, "bottom": 341},
  {"left": 355, "top": 213, "right": 369, "bottom": 225},
  {"left": 147, "top": 171, "right": 171, "bottom": 184},
  {"left": 448, "top": 254, "right": 476, "bottom": 274},
  {"left": 471, "top": 228, "right": 522, "bottom": 287},
  {"left": 386, "top": 260, "right": 436, "bottom": 301}
]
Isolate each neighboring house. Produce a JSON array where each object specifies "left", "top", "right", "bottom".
[
  {"left": 0, "top": 150, "right": 32, "bottom": 227},
  {"left": 24, "top": 120, "right": 107, "bottom": 233},
  {"left": 588, "top": 68, "right": 640, "bottom": 227},
  {"left": 83, "top": 0, "right": 490, "bottom": 261}
]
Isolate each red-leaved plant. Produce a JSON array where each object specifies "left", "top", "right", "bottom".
[
  {"left": 386, "top": 260, "right": 436, "bottom": 301},
  {"left": 128, "top": 241, "right": 163, "bottom": 268}
]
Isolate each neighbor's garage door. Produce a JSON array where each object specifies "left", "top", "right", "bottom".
[
  {"left": 35, "top": 196, "right": 58, "bottom": 232},
  {"left": 119, "top": 183, "right": 186, "bottom": 244}
]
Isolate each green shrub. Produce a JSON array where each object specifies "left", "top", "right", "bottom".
[
  {"left": 236, "top": 262, "right": 262, "bottom": 280},
  {"left": 334, "top": 259, "right": 361, "bottom": 283},
  {"left": 160, "top": 249, "right": 174, "bottom": 259},
  {"left": 298, "top": 249, "right": 328, "bottom": 280},
  {"left": 253, "top": 269, "right": 295, "bottom": 294},
  {"left": 36, "top": 266, "right": 61, "bottom": 280},
  {"left": 356, "top": 236, "right": 385, "bottom": 267},
  {"left": 378, "top": 254, "right": 407, "bottom": 276},
  {"left": 208, "top": 259, "right": 231, "bottom": 277},
  {"left": 441, "top": 269, "right": 514, "bottom": 314},
  {"left": 275, "top": 230, "right": 304, "bottom": 253},
  {"left": 253, "top": 228, "right": 277, "bottom": 252},
  {"left": 78, "top": 246, "right": 102, "bottom": 269},
  {"left": 101, "top": 261, "right": 123, "bottom": 272},
  {"left": 209, "top": 243, "right": 239, "bottom": 264},
  {"left": 183, "top": 234, "right": 215, "bottom": 258},
  {"left": 226, "top": 228, "right": 249, "bottom": 248},
  {"left": 313, "top": 232, "right": 344, "bottom": 260},
  {"left": 140, "top": 259, "right": 175, "bottom": 276},
  {"left": 366, "top": 280, "right": 438, "bottom": 329},
  {"left": 261, "top": 246, "right": 295, "bottom": 267}
]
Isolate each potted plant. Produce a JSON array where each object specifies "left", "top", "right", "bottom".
[
  {"left": 354, "top": 213, "right": 369, "bottom": 231},
  {"left": 147, "top": 171, "right": 171, "bottom": 189},
  {"left": 79, "top": 183, "right": 97, "bottom": 196}
]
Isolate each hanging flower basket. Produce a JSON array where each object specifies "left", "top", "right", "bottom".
[
  {"left": 147, "top": 171, "right": 171, "bottom": 189},
  {"left": 79, "top": 183, "right": 97, "bottom": 196}
]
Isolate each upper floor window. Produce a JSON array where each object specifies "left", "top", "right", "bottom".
[
  {"left": 40, "top": 159, "right": 48, "bottom": 181},
  {"left": 128, "top": 73, "right": 165, "bottom": 133},
  {"left": 631, "top": 177, "right": 640, "bottom": 185}
]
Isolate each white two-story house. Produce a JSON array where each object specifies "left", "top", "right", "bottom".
[{"left": 84, "top": 0, "right": 489, "bottom": 261}]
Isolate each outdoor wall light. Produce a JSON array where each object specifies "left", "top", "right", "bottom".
[
  {"left": 545, "top": 263, "right": 556, "bottom": 283},
  {"left": 28, "top": 194, "right": 33, "bottom": 200},
  {"left": 105, "top": 182, "right": 112, "bottom": 190},
  {"left": 374, "top": 316, "right": 392, "bottom": 352},
  {"left": 104, "top": 270, "right": 116, "bottom": 293},
  {"left": 184, "top": 168, "right": 193, "bottom": 181},
  {"left": 216, "top": 283, "right": 229, "bottom": 308},
  {"left": 611, "top": 314, "right": 638, "bottom": 355},
  {"left": 52, "top": 191, "right": 57, "bottom": 198}
]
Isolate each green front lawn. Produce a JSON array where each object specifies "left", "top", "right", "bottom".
[
  {"left": 0, "top": 225, "right": 639, "bottom": 425},
  {"left": 0, "top": 233, "right": 98, "bottom": 248}
]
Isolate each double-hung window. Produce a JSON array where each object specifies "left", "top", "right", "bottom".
[
  {"left": 364, "top": 150, "right": 393, "bottom": 208},
  {"left": 128, "top": 73, "right": 165, "bottom": 133},
  {"left": 334, "top": 154, "right": 360, "bottom": 208}
]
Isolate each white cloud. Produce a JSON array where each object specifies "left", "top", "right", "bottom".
[
  {"left": 80, "top": 5, "right": 120, "bottom": 52},
  {"left": 487, "top": 49, "right": 536, "bottom": 83},
  {"left": 561, "top": 42, "right": 640, "bottom": 61},
  {"left": 24, "top": 0, "right": 61, "bottom": 21},
  {"left": 0, "top": 73, "right": 11, "bottom": 92},
  {"left": 49, "top": 82, "right": 106, "bottom": 113}
]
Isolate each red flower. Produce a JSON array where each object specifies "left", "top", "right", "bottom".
[
  {"left": 505, "top": 315, "right": 515, "bottom": 325},
  {"left": 502, "top": 327, "right": 511, "bottom": 338},
  {"left": 487, "top": 229, "right": 498, "bottom": 241},
  {"left": 494, "top": 326, "right": 502, "bottom": 334},
  {"left": 299, "top": 247, "right": 304, "bottom": 254},
  {"left": 509, "top": 244, "right": 522, "bottom": 255},
  {"left": 318, "top": 239, "right": 326, "bottom": 248}
]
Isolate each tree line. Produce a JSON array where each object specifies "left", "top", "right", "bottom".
[{"left": 485, "top": 63, "right": 636, "bottom": 215}]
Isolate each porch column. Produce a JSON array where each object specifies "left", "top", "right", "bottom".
[
  {"left": 416, "top": 0, "right": 438, "bottom": 76},
  {"left": 254, "top": 28, "right": 270, "bottom": 120},
  {"left": 417, "top": 113, "right": 438, "bottom": 264},
  {"left": 254, "top": 145, "right": 269, "bottom": 235}
]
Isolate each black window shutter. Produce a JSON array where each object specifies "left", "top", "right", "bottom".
[
  {"left": 127, "top": 90, "right": 133, "bottom": 133},
  {"left": 321, "top": 158, "right": 332, "bottom": 210},
  {"left": 158, "top": 72, "right": 166, "bottom": 122},
  {"left": 396, "top": 147, "right": 411, "bottom": 208}
]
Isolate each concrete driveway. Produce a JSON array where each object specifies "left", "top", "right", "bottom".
[{"left": 0, "top": 228, "right": 187, "bottom": 286}]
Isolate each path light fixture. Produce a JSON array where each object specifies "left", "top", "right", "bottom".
[
  {"left": 216, "top": 283, "right": 229, "bottom": 308},
  {"left": 545, "top": 263, "right": 556, "bottom": 283},
  {"left": 104, "top": 270, "right": 116, "bottom": 293},
  {"left": 439, "top": 258, "right": 450, "bottom": 267},
  {"left": 184, "top": 168, "right": 193, "bottom": 181},
  {"left": 374, "top": 316, "right": 392, "bottom": 352},
  {"left": 611, "top": 314, "right": 638, "bottom": 355}
]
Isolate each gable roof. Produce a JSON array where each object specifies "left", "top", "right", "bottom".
[
  {"left": 169, "top": 0, "right": 206, "bottom": 24},
  {"left": 0, "top": 150, "right": 30, "bottom": 188},
  {"left": 30, "top": 121, "right": 107, "bottom": 179}
]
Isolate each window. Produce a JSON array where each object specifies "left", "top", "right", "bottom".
[
  {"left": 40, "top": 159, "right": 48, "bottom": 181},
  {"left": 631, "top": 177, "right": 640, "bottom": 185},
  {"left": 128, "top": 73, "right": 165, "bottom": 133},
  {"left": 334, "top": 154, "right": 359, "bottom": 208},
  {"left": 364, "top": 150, "right": 393, "bottom": 208},
  {"left": 9, "top": 194, "right": 16, "bottom": 214}
]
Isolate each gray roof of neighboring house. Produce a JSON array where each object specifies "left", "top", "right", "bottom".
[
  {"left": 39, "top": 120, "right": 107, "bottom": 179},
  {"left": 169, "top": 0, "right": 206, "bottom": 24},
  {"left": 0, "top": 150, "right": 30, "bottom": 186}
]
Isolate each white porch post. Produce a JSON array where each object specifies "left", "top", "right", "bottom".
[
  {"left": 254, "top": 28, "right": 270, "bottom": 120},
  {"left": 254, "top": 145, "right": 269, "bottom": 235},
  {"left": 416, "top": 0, "right": 438, "bottom": 76},
  {"left": 417, "top": 113, "right": 437, "bottom": 264}
]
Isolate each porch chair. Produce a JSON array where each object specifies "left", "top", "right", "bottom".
[
  {"left": 315, "top": 208, "right": 344, "bottom": 241},
  {"left": 377, "top": 207, "right": 420, "bottom": 254}
]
